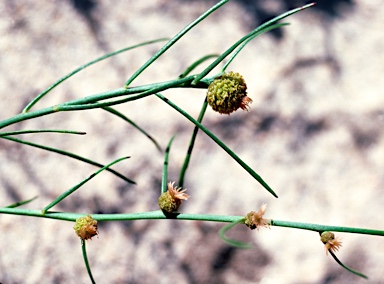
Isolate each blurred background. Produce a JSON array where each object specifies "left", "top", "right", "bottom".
[{"left": 0, "top": 0, "right": 383, "bottom": 283}]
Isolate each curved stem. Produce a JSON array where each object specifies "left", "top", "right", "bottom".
[
  {"left": 81, "top": 239, "right": 96, "bottom": 284},
  {"left": 218, "top": 219, "right": 252, "bottom": 249},
  {"left": 329, "top": 250, "right": 368, "bottom": 279}
]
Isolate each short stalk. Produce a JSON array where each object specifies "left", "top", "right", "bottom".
[{"left": 81, "top": 239, "right": 96, "bottom": 284}]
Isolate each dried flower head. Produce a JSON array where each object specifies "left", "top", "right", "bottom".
[
  {"left": 73, "top": 215, "right": 98, "bottom": 240},
  {"left": 320, "top": 231, "right": 342, "bottom": 255},
  {"left": 158, "top": 182, "right": 189, "bottom": 213},
  {"left": 206, "top": 71, "right": 252, "bottom": 115},
  {"left": 244, "top": 204, "right": 270, "bottom": 230}
]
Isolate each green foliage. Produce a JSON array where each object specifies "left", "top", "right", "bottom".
[{"left": 0, "top": 1, "right": 375, "bottom": 282}]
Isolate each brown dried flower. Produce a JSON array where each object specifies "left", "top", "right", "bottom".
[
  {"left": 244, "top": 204, "right": 270, "bottom": 230},
  {"left": 320, "top": 231, "right": 342, "bottom": 255},
  {"left": 239, "top": 96, "right": 253, "bottom": 112},
  {"left": 73, "top": 215, "right": 98, "bottom": 240},
  {"left": 158, "top": 182, "right": 189, "bottom": 213}
]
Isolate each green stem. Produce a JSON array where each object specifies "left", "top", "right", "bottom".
[
  {"left": 57, "top": 76, "right": 208, "bottom": 110},
  {"left": 0, "top": 136, "right": 135, "bottom": 184},
  {"left": 1, "top": 208, "right": 384, "bottom": 237},
  {"left": 162, "top": 136, "right": 176, "bottom": 194},
  {"left": 192, "top": 3, "right": 315, "bottom": 84},
  {"left": 42, "top": 156, "right": 130, "bottom": 213},
  {"left": 156, "top": 93, "right": 277, "bottom": 197},
  {"left": 218, "top": 218, "right": 252, "bottom": 249},
  {"left": 5, "top": 196, "right": 38, "bottom": 208},
  {"left": 328, "top": 250, "right": 368, "bottom": 279},
  {"left": 23, "top": 38, "right": 168, "bottom": 112},
  {"left": 124, "top": 0, "right": 229, "bottom": 87},
  {"left": 0, "top": 75, "right": 210, "bottom": 130},
  {"left": 0, "top": 107, "right": 63, "bottom": 130},
  {"left": 222, "top": 23, "right": 289, "bottom": 72},
  {"left": 270, "top": 220, "right": 384, "bottom": 236},
  {"left": 102, "top": 106, "right": 161, "bottom": 152},
  {"left": 0, "top": 129, "right": 86, "bottom": 137},
  {"left": 81, "top": 239, "right": 96, "bottom": 284},
  {"left": 0, "top": 208, "right": 243, "bottom": 222},
  {"left": 178, "top": 98, "right": 208, "bottom": 188},
  {"left": 179, "top": 54, "right": 219, "bottom": 79}
]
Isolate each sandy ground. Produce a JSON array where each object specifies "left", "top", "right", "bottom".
[{"left": 0, "top": 1, "right": 383, "bottom": 283}]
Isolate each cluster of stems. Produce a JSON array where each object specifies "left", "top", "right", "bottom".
[{"left": 0, "top": 1, "right": 379, "bottom": 282}]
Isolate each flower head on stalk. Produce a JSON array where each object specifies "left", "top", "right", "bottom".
[
  {"left": 244, "top": 204, "right": 270, "bottom": 230},
  {"left": 158, "top": 182, "right": 189, "bottom": 213}
]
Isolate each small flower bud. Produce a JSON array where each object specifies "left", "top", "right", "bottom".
[
  {"left": 74, "top": 215, "right": 98, "bottom": 240},
  {"left": 320, "top": 231, "right": 342, "bottom": 255},
  {"left": 244, "top": 204, "right": 270, "bottom": 230},
  {"left": 207, "top": 71, "right": 252, "bottom": 115},
  {"left": 158, "top": 182, "right": 189, "bottom": 213}
]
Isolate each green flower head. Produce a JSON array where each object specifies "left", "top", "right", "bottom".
[
  {"left": 74, "top": 215, "right": 98, "bottom": 240},
  {"left": 207, "top": 71, "right": 252, "bottom": 115},
  {"left": 320, "top": 231, "right": 342, "bottom": 255},
  {"left": 158, "top": 182, "right": 189, "bottom": 213}
]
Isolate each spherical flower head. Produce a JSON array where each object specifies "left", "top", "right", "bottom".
[
  {"left": 207, "top": 71, "right": 252, "bottom": 115},
  {"left": 244, "top": 204, "right": 270, "bottom": 230},
  {"left": 321, "top": 231, "right": 342, "bottom": 255},
  {"left": 73, "top": 215, "right": 98, "bottom": 240},
  {"left": 158, "top": 182, "right": 189, "bottom": 213}
]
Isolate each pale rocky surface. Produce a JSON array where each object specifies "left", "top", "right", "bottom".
[{"left": 0, "top": 1, "right": 383, "bottom": 283}]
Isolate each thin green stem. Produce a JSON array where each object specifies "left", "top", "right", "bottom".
[
  {"left": 0, "top": 208, "right": 243, "bottom": 223},
  {"left": 124, "top": 0, "right": 229, "bottom": 87},
  {"left": 329, "top": 250, "right": 368, "bottom": 279},
  {"left": 1, "top": 208, "right": 383, "bottom": 238},
  {"left": 102, "top": 106, "right": 161, "bottom": 152},
  {"left": 0, "top": 107, "right": 65, "bottom": 130},
  {"left": 179, "top": 54, "right": 219, "bottom": 79},
  {"left": 222, "top": 23, "right": 289, "bottom": 72},
  {"left": 5, "top": 196, "right": 38, "bottom": 208},
  {"left": 0, "top": 76, "right": 210, "bottom": 130},
  {"left": 178, "top": 54, "right": 217, "bottom": 188},
  {"left": 162, "top": 136, "right": 176, "bottom": 194},
  {"left": 271, "top": 219, "right": 384, "bottom": 236},
  {"left": 218, "top": 218, "right": 252, "bottom": 249},
  {"left": 178, "top": 98, "right": 208, "bottom": 188},
  {"left": 192, "top": 3, "right": 315, "bottom": 84},
  {"left": 0, "top": 129, "right": 86, "bottom": 137},
  {"left": 0, "top": 136, "right": 135, "bottom": 184},
  {"left": 63, "top": 75, "right": 204, "bottom": 106},
  {"left": 81, "top": 239, "right": 96, "bottom": 284},
  {"left": 178, "top": 55, "right": 220, "bottom": 188},
  {"left": 23, "top": 38, "right": 168, "bottom": 112},
  {"left": 155, "top": 93, "right": 277, "bottom": 197},
  {"left": 50, "top": 76, "right": 210, "bottom": 112},
  {"left": 42, "top": 156, "right": 130, "bottom": 213}
]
